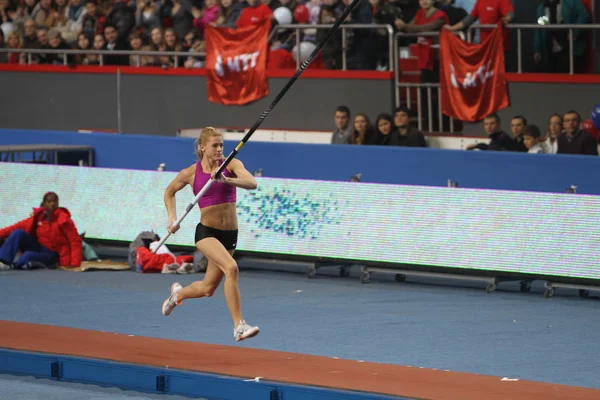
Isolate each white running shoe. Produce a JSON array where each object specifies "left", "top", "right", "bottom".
[
  {"left": 234, "top": 320, "right": 260, "bottom": 342},
  {"left": 161, "top": 282, "right": 182, "bottom": 316}
]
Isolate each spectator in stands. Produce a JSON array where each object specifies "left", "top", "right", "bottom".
[
  {"left": 53, "top": 0, "right": 86, "bottom": 44},
  {"left": 395, "top": 0, "right": 449, "bottom": 84},
  {"left": 394, "top": 106, "right": 427, "bottom": 147},
  {"left": 87, "top": 33, "right": 105, "bottom": 65},
  {"left": 33, "top": 26, "right": 50, "bottom": 63},
  {"left": 81, "top": 0, "right": 107, "bottom": 38},
  {"left": 161, "top": 0, "right": 194, "bottom": 40},
  {"left": 0, "top": 192, "right": 82, "bottom": 270},
  {"left": 510, "top": 115, "right": 528, "bottom": 152},
  {"left": 184, "top": 37, "right": 205, "bottom": 68},
  {"left": 444, "top": 0, "right": 514, "bottom": 52},
  {"left": 103, "top": 23, "right": 130, "bottom": 65},
  {"left": 164, "top": 27, "right": 183, "bottom": 66},
  {"left": 213, "top": 0, "right": 242, "bottom": 28},
  {"left": 6, "top": 31, "right": 25, "bottom": 64},
  {"left": 350, "top": 113, "right": 375, "bottom": 145},
  {"left": 371, "top": 0, "right": 403, "bottom": 70},
  {"left": 136, "top": 0, "right": 161, "bottom": 35},
  {"left": 316, "top": 5, "right": 342, "bottom": 69},
  {"left": 47, "top": 28, "right": 73, "bottom": 64},
  {"left": 467, "top": 113, "right": 517, "bottom": 151},
  {"left": 22, "top": 17, "right": 38, "bottom": 48},
  {"left": 543, "top": 113, "right": 562, "bottom": 154},
  {"left": 31, "top": 0, "right": 57, "bottom": 28},
  {"left": 435, "top": 0, "right": 467, "bottom": 26},
  {"left": 128, "top": 30, "right": 143, "bottom": 66},
  {"left": 331, "top": 105, "right": 352, "bottom": 144},
  {"left": 23, "top": 0, "right": 37, "bottom": 18},
  {"left": 522, "top": 124, "right": 546, "bottom": 153},
  {"left": 74, "top": 31, "right": 92, "bottom": 64},
  {"left": 557, "top": 110, "right": 598, "bottom": 155},
  {"left": 533, "top": 0, "right": 590, "bottom": 74},
  {"left": 338, "top": 0, "right": 375, "bottom": 70},
  {"left": 107, "top": 0, "right": 136, "bottom": 39},
  {"left": 192, "top": 0, "right": 219, "bottom": 39},
  {"left": 372, "top": 112, "right": 401, "bottom": 145},
  {"left": 140, "top": 44, "right": 159, "bottom": 66},
  {"left": 236, "top": 0, "right": 273, "bottom": 28}
]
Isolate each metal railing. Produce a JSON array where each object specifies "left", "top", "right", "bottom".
[
  {"left": 467, "top": 23, "right": 599, "bottom": 74},
  {"left": 0, "top": 48, "right": 200, "bottom": 68},
  {"left": 270, "top": 23, "right": 394, "bottom": 71}
]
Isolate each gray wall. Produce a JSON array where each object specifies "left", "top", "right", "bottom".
[
  {"left": 0, "top": 71, "right": 394, "bottom": 135},
  {"left": 1, "top": 70, "right": 598, "bottom": 137}
]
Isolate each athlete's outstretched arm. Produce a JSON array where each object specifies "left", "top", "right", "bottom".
[
  {"left": 216, "top": 159, "right": 257, "bottom": 190},
  {"left": 164, "top": 166, "right": 192, "bottom": 232}
]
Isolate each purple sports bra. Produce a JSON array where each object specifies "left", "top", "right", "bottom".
[{"left": 192, "top": 160, "right": 236, "bottom": 208}]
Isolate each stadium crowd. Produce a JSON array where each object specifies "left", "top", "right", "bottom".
[{"left": 0, "top": 0, "right": 593, "bottom": 72}]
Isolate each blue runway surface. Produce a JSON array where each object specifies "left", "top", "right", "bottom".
[{"left": 1, "top": 266, "right": 599, "bottom": 393}]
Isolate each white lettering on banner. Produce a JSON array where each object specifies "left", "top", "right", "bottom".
[
  {"left": 450, "top": 63, "right": 495, "bottom": 89},
  {"left": 214, "top": 51, "right": 260, "bottom": 77}
]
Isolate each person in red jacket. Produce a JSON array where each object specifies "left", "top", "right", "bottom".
[
  {"left": 236, "top": 0, "right": 273, "bottom": 28},
  {"left": 0, "top": 192, "right": 82, "bottom": 270}
]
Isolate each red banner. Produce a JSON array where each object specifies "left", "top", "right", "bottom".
[
  {"left": 439, "top": 25, "right": 509, "bottom": 122},
  {"left": 205, "top": 20, "right": 271, "bottom": 105}
]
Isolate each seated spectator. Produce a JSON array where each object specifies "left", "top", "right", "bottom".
[
  {"left": 350, "top": 113, "right": 375, "bottom": 145},
  {"left": 81, "top": 0, "right": 107, "bottom": 38},
  {"left": 32, "top": 26, "right": 50, "bottom": 64},
  {"left": 510, "top": 115, "right": 528, "bottom": 152},
  {"left": 22, "top": 17, "right": 38, "bottom": 48},
  {"left": 6, "top": 31, "right": 25, "bottom": 64},
  {"left": 136, "top": 0, "right": 161, "bottom": 35},
  {"left": 74, "top": 31, "right": 92, "bottom": 64},
  {"left": 213, "top": 0, "right": 242, "bottom": 28},
  {"left": 522, "top": 124, "right": 546, "bottom": 154},
  {"left": 534, "top": 0, "right": 589, "bottom": 74},
  {"left": 331, "top": 105, "right": 352, "bottom": 144},
  {"left": 86, "top": 33, "right": 106, "bottom": 65},
  {"left": 0, "top": 192, "right": 82, "bottom": 270},
  {"left": 63, "top": 0, "right": 88, "bottom": 42},
  {"left": 394, "top": 106, "right": 427, "bottom": 147},
  {"left": 372, "top": 112, "right": 401, "bottom": 146},
  {"left": 128, "top": 30, "right": 144, "bottom": 66},
  {"left": 184, "top": 37, "right": 205, "bottom": 68},
  {"left": 543, "top": 113, "right": 562, "bottom": 154},
  {"left": 468, "top": 113, "right": 518, "bottom": 151},
  {"left": 47, "top": 28, "right": 73, "bottom": 64},
  {"left": 164, "top": 27, "right": 183, "bottom": 66},
  {"left": 31, "top": 0, "right": 57, "bottom": 28},
  {"left": 103, "top": 23, "right": 130, "bottom": 65},
  {"left": 557, "top": 110, "right": 598, "bottom": 156},
  {"left": 107, "top": 0, "right": 135, "bottom": 39}
]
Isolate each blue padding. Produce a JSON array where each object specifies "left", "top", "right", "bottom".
[
  {"left": 2, "top": 129, "right": 599, "bottom": 194},
  {"left": 0, "top": 349, "right": 412, "bottom": 400}
]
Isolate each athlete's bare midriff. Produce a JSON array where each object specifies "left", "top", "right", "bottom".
[{"left": 200, "top": 202, "right": 238, "bottom": 231}]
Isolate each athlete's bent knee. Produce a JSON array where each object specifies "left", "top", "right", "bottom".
[{"left": 222, "top": 261, "right": 239, "bottom": 278}]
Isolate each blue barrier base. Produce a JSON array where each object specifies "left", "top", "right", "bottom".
[{"left": 0, "top": 349, "right": 409, "bottom": 400}]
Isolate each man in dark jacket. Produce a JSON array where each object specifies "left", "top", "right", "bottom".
[{"left": 557, "top": 110, "right": 598, "bottom": 155}]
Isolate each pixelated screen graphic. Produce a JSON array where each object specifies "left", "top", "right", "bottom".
[{"left": 1, "top": 163, "right": 599, "bottom": 280}]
